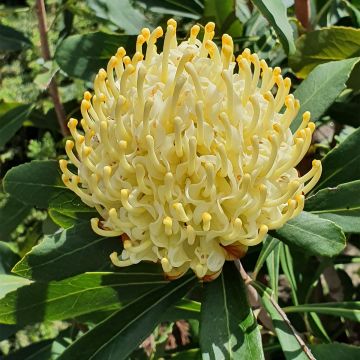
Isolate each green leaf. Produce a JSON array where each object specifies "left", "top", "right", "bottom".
[
  {"left": 311, "top": 343, "right": 360, "bottom": 359},
  {"left": 2, "top": 338, "right": 66, "bottom": 360},
  {"left": 0, "top": 104, "right": 33, "bottom": 148},
  {"left": 253, "top": 235, "right": 280, "bottom": 278},
  {"left": 313, "top": 127, "right": 360, "bottom": 191},
  {"left": 308, "top": 312, "right": 331, "bottom": 343},
  {"left": 0, "top": 24, "right": 32, "bottom": 52},
  {"left": 289, "top": 27, "right": 360, "bottom": 77},
  {"left": 170, "top": 348, "right": 201, "bottom": 359},
  {"left": 3, "top": 330, "right": 71, "bottom": 360},
  {"left": 343, "top": 0, "right": 360, "bottom": 27},
  {"left": 266, "top": 241, "right": 280, "bottom": 301},
  {"left": 200, "top": 262, "right": 264, "bottom": 360},
  {"left": 328, "top": 100, "right": 360, "bottom": 128},
  {"left": 273, "top": 212, "right": 346, "bottom": 257},
  {"left": 250, "top": 0, "right": 295, "bottom": 54},
  {"left": 0, "top": 242, "right": 20, "bottom": 274},
  {"left": 12, "top": 222, "right": 121, "bottom": 281},
  {"left": 204, "top": 0, "right": 243, "bottom": 37},
  {"left": 305, "top": 180, "right": 360, "bottom": 233},
  {"left": 3, "top": 160, "right": 91, "bottom": 212},
  {"left": 48, "top": 208, "right": 93, "bottom": 229},
  {"left": 165, "top": 299, "right": 201, "bottom": 321},
  {"left": 57, "top": 275, "right": 197, "bottom": 360},
  {"left": 0, "top": 274, "right": 32, "bottom": 299},
  {"left": 279, "top": 244, "right": 298, "bottom": 305},
  {"left": 252, "top": 281, "right": 311, "bottom": 360},
  {"left": 291, "top": 57, "right": 360, "bottom": 131},
  {"left": 86, "top": 0, "right": 151, "bottom": 34},
  {"left": 136, "top": 0, "right": 203, "bottom": 19},
  {"left": 284, "top": 302, "right": 360, "bottom": 322},
  {"left": 0, "top": 271, "right": 167, "bottom": 326},
  {"left": 55, "top": 32, "right": 136, "bottom": 81},
  {"left": 0, "top": 195, "right": 31, "bottom": 241}
]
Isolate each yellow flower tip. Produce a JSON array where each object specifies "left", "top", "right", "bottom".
[
  {"left": 109, "top": 56, "right": 119, "bottom": 67},
  {"left": 153, "top": 26, "right": 164, "bottom": 38},
  {"left": 222, "top": 33, "right": 232, "bottom": 46},
  {"left": 137, "top": 34, "right": 146, "bottom": 46},
  {"left": 259, "top": 224, "right": 269, "bottom": 236},
  {"left": 273, "top": 67, "right": 281, "bottom": 76},
  {"left": 161, "top": 257, "right": 172, "bottom": 273},
  {"left": 116, "top": 47, "right": 126, "bottom": 58},
  {"left": 303, "top": 111, "right": 311, "bottom": 122},
  {"left": 62, "top": 19, "right": 321, "bottom": 279},
  {"left": 312, "top": 159, "right": 321, "bottom": 168},
  {"left": 65, "top": 140, "right": 74, "bottom": 150},
  {"left": 123, "top": 56, "right": 131, "bottom": 66},
  {"left": 81, "top": 99, "right": 91, "bottom": 111},
  {"left": 123, "top": 240, "right": 132, "bottom": 250},
  {"left": 273, "top": 123, "right": 282, "bottom": 133},
  {"left": 202, "top": 212, "right": 212, "bottom": 231},
  {"left": 167, "top": 18, "right": 177, "bottom": 28},
  {"left": 205, "top": 22, "right": 215, "bottom": 32},
  {"left": 308, "top": 122, "right": 316, "bottom": 133},
  {"left": 104, "top": 165, "right": 112, "bottom": 176},
  {"left": 242, "top": 48, "right": 251, "bottom": 59},
  {"left": 284, "top": 77, "right": 291, "bottom": 88},
  {"left": 121, "top": 189, "right": 129, "bottom": 198},
  {"left": 141, "top": 28, "right": 151, "bottom": 40},
  {"left": 260, "top": 59, "right": 268, "bottom": 72},
  {"left": 83, "top": 91, "right": 92, "bottom": 100},
  {"left": 83, "top": 146, "right": 92, "bottom": 157},
  {"left": 98, "top": 68, "right": 107, "bottom": 79},
  {"left": 59, "top": 158, "right": 67, "bottom": 171},
  {"left": 191, "top": 24, "right": 200, "bottom": 37},
  {"left": 78, "top": 135, "right": 85, "bottom": 144},
  {"left": 263, "top": 91, "right": 273, "bottom": 102}
]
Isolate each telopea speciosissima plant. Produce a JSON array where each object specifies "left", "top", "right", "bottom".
[{"left": 0, "top": 1, "right": 360, "bottom": 359}]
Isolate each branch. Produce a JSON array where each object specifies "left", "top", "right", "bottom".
[
  {"left": 295, "top": 0, "right": 311, "bottom": 30},
  {"left": 235, "top": 259, "right": 316, "bottom": 360},
  {"left": 35, "top": 0, "right": 69, "bottom": 136}
]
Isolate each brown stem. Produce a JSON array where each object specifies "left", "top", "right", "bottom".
[
  {"left": 295, "top": 0, "right": 311, "bottom": 30},
  {"left": 35, "top": 0, "right": 69, "bottom": 136},
  {"left": 235, "top": 260, "right": 316, "bottom": 360}
]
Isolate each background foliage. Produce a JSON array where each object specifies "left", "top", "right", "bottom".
[{"left": 0, "top": 0, "right": 360, "bottom": 359}]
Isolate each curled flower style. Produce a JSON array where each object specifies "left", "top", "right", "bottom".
[{"left": 60, "top": 19, "right": 322, "bottom": 280}]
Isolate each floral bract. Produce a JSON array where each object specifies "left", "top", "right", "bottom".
[{"left": 59, "top": 19, "right": 322, "bottom": 280}]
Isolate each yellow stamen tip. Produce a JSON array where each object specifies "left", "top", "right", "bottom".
[
  {"left": 205, "top": 22, "right": 215, "bottom": 32},
  {"left": 84, "top": 91, "right": 92, "bottom": 100},
  {"left": 116, "top": 47, "right": 126, "bottom": 58}
]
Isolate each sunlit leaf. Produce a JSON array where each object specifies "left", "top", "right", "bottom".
[
  {"left": 289, "top": 27, "right": 360, "bottom": 77},
  {"left": 273, "top": 212, "right": 346, "bottom": 257},
  {"left": 251, "top": 0, "right": 295, "bottom": 54},
  {"left": 200, "top": 262, "right": 264, "bottom": 360},
  {"left": 58, "top": 276, "right": 197, "bottom": 360},
  {"left": 314, "top": 127, "right": 360, "bottom": 190},
  {"left": 12, "top": 222, "right": 120, "bottom": 281},
  {"left": 291, "top": 57, "right": 360, "bottom": 130},
  {"left": 252, "top": 281, "right": 312, "bottom": 360},
  {"left": 306, "top": 180, "right": 360, "bottom": 233},
  {"left": 284, "top": 302, "right": 360, "bottom": 322},
  {"left": 0, "top": 272, "right": 167, "bottom": 326}
]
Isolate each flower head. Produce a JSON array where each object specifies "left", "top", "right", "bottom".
[{"left": 60, "top": 19, "right": 321, "bottom": 280}]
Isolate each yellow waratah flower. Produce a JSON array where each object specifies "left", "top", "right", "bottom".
[{"left": 59, "top": 19, "right": 322, "bottom": 280}]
